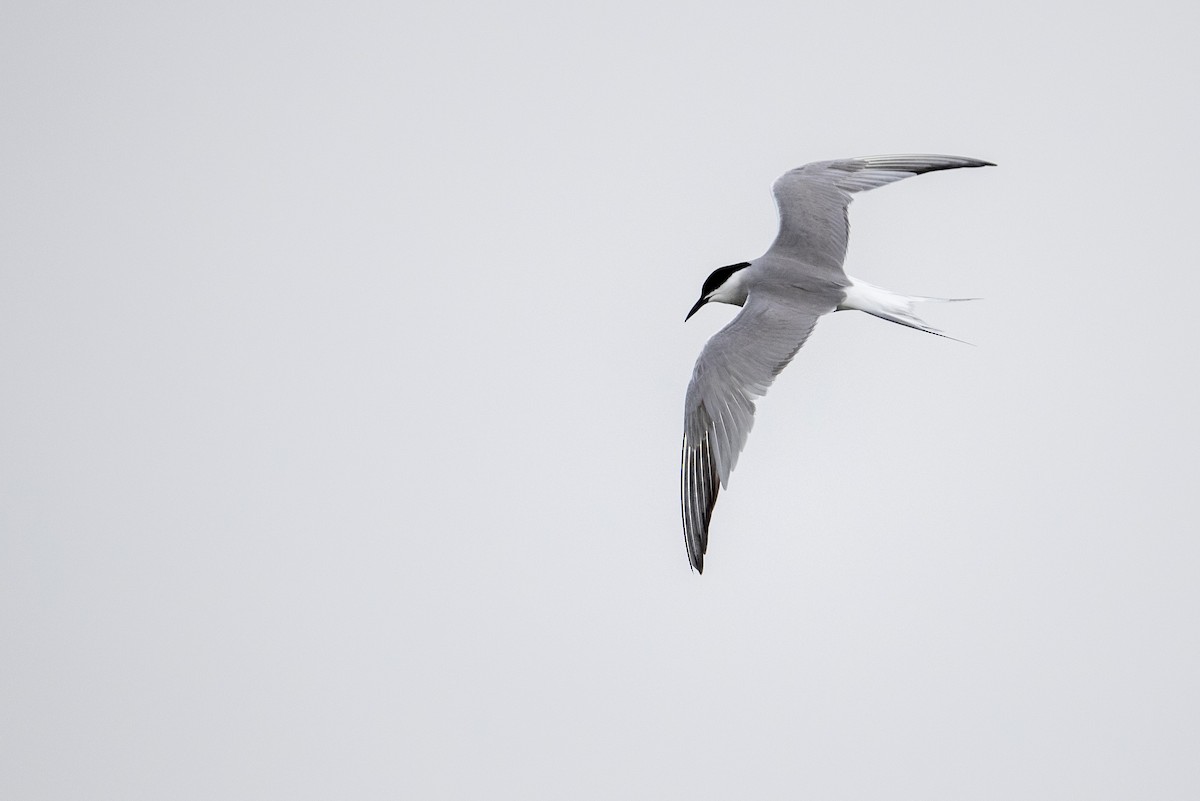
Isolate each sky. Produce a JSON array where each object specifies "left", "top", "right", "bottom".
[{"left": 3, "top": 0, "right": 1199, "bottom": 798}]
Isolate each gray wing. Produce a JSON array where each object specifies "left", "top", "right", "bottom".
[
  {"left": 766, "top": 154, "right": 995, "bottom": 278},
  {"left": 681, "top": 290, "right": 836, "bottom": 573}
]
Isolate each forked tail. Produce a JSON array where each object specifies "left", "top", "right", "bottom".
[{"left": 837, "top": 276, "right": 976, "bottom": 342}]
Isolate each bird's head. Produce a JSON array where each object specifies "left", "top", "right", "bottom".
[{"left": 686, "top": 262, "right": 752, "bottom": 320}]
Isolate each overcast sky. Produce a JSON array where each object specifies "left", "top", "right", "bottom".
[{"left": 3, "top": 1, "right": 1199, "bottom": 798}]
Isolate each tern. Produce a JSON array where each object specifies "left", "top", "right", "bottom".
[{"left": 681, "top": 154, "right": 993, "bottom": 573}]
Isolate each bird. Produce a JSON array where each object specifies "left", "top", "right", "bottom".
[{"left": 681, "top": 154, "right": 993, "bottom": 573}]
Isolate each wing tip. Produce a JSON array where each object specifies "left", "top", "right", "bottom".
[
  {"left": 854, "top": 153, "right": 996, "bottom": 171},
  {"left": 682, "top": 430, "right": 719, "bottom": 576}
]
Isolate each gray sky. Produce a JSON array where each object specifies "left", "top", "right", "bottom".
[{"left": 3, "top": 0, "right": 1198, "bottom": 798}]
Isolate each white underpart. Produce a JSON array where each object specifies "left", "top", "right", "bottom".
[{"left": 837, "top": 275, "right": 947, "bottom": 335}]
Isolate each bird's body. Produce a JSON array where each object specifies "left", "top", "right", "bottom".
[{"left": 681, "top": 154, "right": 993, "bottom": 573}]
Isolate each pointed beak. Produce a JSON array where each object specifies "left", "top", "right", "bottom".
[{"left": 685, "top": 296, "right": 708, "bottom": 321}]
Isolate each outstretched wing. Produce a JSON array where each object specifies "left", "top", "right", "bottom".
[
  {"left": 767, "top": 154, "right": 994, "bottom": 278},
  {"left": 681, "top": 290, "right": 836, "bottom": 573}
]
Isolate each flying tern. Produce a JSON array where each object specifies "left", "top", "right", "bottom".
[{"left": 681, "top": 154, "right": 993, "bottom": 573}]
